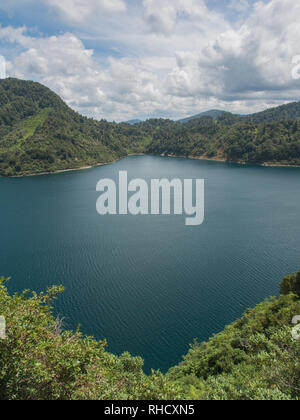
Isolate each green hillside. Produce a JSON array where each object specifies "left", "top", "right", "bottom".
[
  {"left": 168, "top": 272, "right": 300, "bottom": 400},
  {"left": 0, "top": 272, "right": 299, "bottom": 400},
  {"left": 1, "top": 78, "right": 300, "bottom": 176},
  {"left": 244, "top": 102, "right": 300, "bottom": 124},
  {"left": 0, "top": 78, "right": 149, "bottom": 176},
  {"left": 147, "top": 114, "right": 300, "bottom": 166}
]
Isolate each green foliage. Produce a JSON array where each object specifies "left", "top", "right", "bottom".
[
  {"left": 0, "top": 79, "right": 300, "bottom": 399},
  {"left": 1, "top": 78, "right": 300, "bottom": 177},
  {"left": 0, "top": 79, "right": 150, "bottom": 176},
  {"left": 244, "top": 102, "right": 300, "bottom": 124},
  {"left": 168, "top": 283, "right": 300, "bottom": 400},
  {"left": 1, "top": 271, "right": 299, "bottom": 400},
  {"left": 0, "top": 277, "right": 181, "bottom": 400},
  {"left": 147, "top": 115, "right": 300, "bottom": 166},
  {"left": 280, "top": 270, "right": 300, "bottom": 296}
]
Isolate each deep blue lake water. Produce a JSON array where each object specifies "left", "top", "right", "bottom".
[{"left": 1, "top": 155, "right": 300, "bottom": 373}]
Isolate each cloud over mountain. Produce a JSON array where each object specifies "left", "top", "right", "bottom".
[{"left": 0, "top": 0, "right": 299, "bottom": 121}]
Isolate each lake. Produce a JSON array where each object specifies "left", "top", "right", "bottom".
[{"left": 1, "top": 155, "right": 300, "bottom": 373}]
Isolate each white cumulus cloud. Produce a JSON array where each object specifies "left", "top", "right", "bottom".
[
  {"left": 47, "top": 0, "right": 126, "bottom": 23},
  {"left": 1, "top": 0, "right": 300, "bottom": 121},
  {"left": 142, "top": 0, "right": 209, "bottom": 35}
]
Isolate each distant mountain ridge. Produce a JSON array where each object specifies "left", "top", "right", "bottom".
[
  {"left": 178, "top": 110, "right": 226, "bottom": 123},
  {"left": 124, "top": 119, "right": 143, "bottom": 125},
  {"left": 179, "top": 102, "right": 300, "bottom": 125}
]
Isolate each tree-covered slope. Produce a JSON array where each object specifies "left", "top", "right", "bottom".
[
  {"left": 0, "top": 277, "right": 180, "bottom": 400},
  {"left": 244, "top": 102, "right": 300, "bottom": 124},
  {"left": 167, "top": 272, "right": 300, "bottom": 400},
  {"left": 147, "top": 102, "right": 300, "bottom": 165},
  {"left": 1, "top": 78, "right": 300, "bottom": 176},
  {"left": 147, "top": 115, "right": 300, "bottom": 165},
  {"left": 0, "top": 272, "right": 299, "bottom": 400},
  {"left": 0, "top": 78, "right": 149, "bottom": 176}
]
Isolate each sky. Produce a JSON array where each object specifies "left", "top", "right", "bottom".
[{"left": 0, "top": 0, "right": 300, "bottom": 122}]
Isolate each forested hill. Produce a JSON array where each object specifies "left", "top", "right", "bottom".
[
  {"left": 147, "top": 102, "right": 300, "bottom": 165},
  {"left": 1, "top": 78, "right": 300, "bottom": 176},
  {"left": 147, "top": 115, "right": 300, "bottom": 165},
  {"left": 243, "top": 102, "right": 300, "bottom": 124},
  {"left": 0, "top": 78, "right": 150, "bottom": 176}
]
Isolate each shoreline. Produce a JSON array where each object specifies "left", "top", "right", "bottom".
[
  {"left": 10, "top": 162, "right": 109, "bottom": 178},
  {"left": 5, "top": 152, "right": 300, "bottom": 178},
  {"left": 10, "top": 153, "right": 147, "bottom": 178},
  {"left": 164, "top": 153, "right": 300, "bottom": 168}
]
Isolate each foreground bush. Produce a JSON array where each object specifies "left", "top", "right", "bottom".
[
  {"left": 168, "top": 272, "right": 300, "bottom": 400},
  {"left": 0, "top": 272, "right": 299, "bottom": 400},
  {"left": 0, "top": 277, "right": 181, "bottom": 400}
]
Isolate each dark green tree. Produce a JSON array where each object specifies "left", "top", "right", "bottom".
[{"left": 280, "top": 270, "right": 300, "bottom": 296}]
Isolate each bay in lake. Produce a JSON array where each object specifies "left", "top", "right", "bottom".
[{"left": 1, "top": 155, "right": 300, "bottom": 372}]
